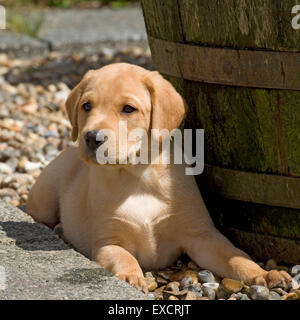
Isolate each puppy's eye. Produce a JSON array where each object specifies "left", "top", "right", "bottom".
[
  {"left": 122, "top": 105, "right": 136, "bottom": 114},
  {"left": 82, "top": 102, "right": 92, "bottom": 112}
]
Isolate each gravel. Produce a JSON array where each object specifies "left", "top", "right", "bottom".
[
  {"left": 0, "top": 50, "right": 300, "bottom": 300},
  {"left": 198, "top": 270, "right": 216, "bottom": 284}
]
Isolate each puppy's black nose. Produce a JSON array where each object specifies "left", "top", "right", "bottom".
[{"left": 85, "top": 130, "right": 105, "bottom": 151}]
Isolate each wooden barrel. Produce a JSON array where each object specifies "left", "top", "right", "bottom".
[{"left": 141, "top": 0, "right": 300, "bottom": 264}]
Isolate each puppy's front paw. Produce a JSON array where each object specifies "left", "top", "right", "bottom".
[
  {"left": 253, "top": 270, "right": 292, "bottom": 290},
  {"left": 117, "top": 273, "right": 148, "bottom": 294}
]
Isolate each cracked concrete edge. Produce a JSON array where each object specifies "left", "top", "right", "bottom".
[{"left": 0, "top": 200, "right": 150, "bottom": 300}]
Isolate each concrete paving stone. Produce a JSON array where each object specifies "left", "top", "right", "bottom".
[
  {"left": 38, "top": 7, "right": 148, "bottom": 53},
  {"left": 0, "top": 201, "right": 149, "bottom": 300}
]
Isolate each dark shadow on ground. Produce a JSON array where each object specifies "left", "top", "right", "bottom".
[{"left": 0, "top": 220, "right": 70, "bottom": 251}]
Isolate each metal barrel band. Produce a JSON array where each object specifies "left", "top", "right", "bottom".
[
  {"left": 149, "top": 36, "right": 300, "bottom": 91},
  {"left": 204, "top": 164, "right": 300, "bottom": 209}
]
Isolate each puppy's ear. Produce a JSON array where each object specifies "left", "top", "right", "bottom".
[
  {"left": 144, "top": 71, "right": 186, "bottom": 135},
  {"left": 65, "top": 70, "right": 95, "bottom": 142}
]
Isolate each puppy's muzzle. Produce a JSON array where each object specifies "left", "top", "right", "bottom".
[{"left": 85, "top": 130, "right": 105, "bottom": 152}]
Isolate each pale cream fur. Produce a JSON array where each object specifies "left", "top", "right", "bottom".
[{"left": 27, "top": 63, "right": 291, "bottom": 293}]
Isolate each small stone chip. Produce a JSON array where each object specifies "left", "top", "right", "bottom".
[
  {"left": 282, "top": 292, "right": 299, "bottom": 300},
  {"left": 145, "top": 277, "right": 158, "bottom": 292},
  {"left": 180, "top": 276, "right": 194, "bottom": 289},
  {"left": 198, "top": 270, "right": 216, "bottom": 284},
  {"left": 185, "top": 291, "right": 197, "bottom": 300},
  {"left": 202, "top": 286, "right": 216, "bottom": 300},
  {"left": 268, "top": 291, "right": 281, "bottom": 300},
  {"left": 291, "top": 265, "right": 300, "bottom": 276},
  {"left": 164, "top": 281, "right": 180, "bottom": 293},
  {"left": 183, "top": 270, "right": 198, "bottom": 284},
  {"left": 221, "top": 278, "right": 243, "bottom": 293},
  {"left": 250, "top": 285, "right": 270, "bottom": 300}
]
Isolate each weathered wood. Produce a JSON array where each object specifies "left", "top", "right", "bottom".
[
  {"left": 168, "top": 77, "right": 300, "bottom": 177},
  {"left": 179, "top": 0, "right": 300, "bottom": 51},
  {"left": 226, "top": 229, "right": 300, "bottom": 264},
  {"left": 149, "top": 37, "right": 300, "bottom": 90},
  {"left": 141, "top": 0, "right": 300, "bottom": 262},
  {"left": 205, "top": 165, "right": 300, "bottom": 209},
  {"left": 198, "top": 183, "right": 300, "bottom": 239},
  {"left": 141, "top": 0, "right": 183, "bottom": 42}
]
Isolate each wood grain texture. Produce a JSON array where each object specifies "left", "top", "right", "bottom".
[
  {"left": 205, "top": 165, "right": 300, "bottom": 209},
  {"left": 141, "top": 0, "right": 300, "bottom": 256},
  {"left": 149, "top": 37, "right": 300, "bottom": 90},
  {"left": 141, "top": 0, "right": 184, "bottom": 42},
  {"left": 179, "top": 0, "right": 300, "bottom": 51}
]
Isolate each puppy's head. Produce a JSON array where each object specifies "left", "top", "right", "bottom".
[{"left": 65, "top": 63, "right": 186, "bottom": 165}]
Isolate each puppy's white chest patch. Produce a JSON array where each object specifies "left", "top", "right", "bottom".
[
  {"left": 116, "top": 194, "right": 172, "bottom": 268},
  {"left": 118, "top": 194, "right": 167, "bottom": 226}
]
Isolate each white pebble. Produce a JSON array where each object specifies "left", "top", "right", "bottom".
[
  {"left": 291, "top": 265, "right": 300, "bottom": 276},
  {"left": 0, "top": 163, "right": 12, "bottom": 175},
  {"left": 24, "top": 161, "right": 42, "bottom": 172}
]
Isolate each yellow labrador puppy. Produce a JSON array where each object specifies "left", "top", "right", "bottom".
[{"left": 27, "top": 63, "right": 291, "bottom": 293}]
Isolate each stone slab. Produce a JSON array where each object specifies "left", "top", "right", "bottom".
[
  {"left": 38, "top": 7, "right": 148, "bottom": 53},
  {"left": 0, "top": 201, "right": 149, "bottom": 300}
]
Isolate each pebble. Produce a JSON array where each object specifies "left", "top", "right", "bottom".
[
  {"left": 272, "top": 288, "right": 287, "bottom": 296},
  {"left": 198, "top": 270, "right": 216, "bottom": 284},
  {"left": 216, "top": 285, "right": 230, "bottom": 299},
  {"left": 291, "top": 273, "right": 300, "bottom": 290},
  {"left": 282, "top": 292, "right": 299, "bottom": 300},
  {"left": 164, "top": 282, "right": 180, "bottom": 293},
  {"left": 157, "top": 270, "right": 174, "bottom": 281},
  {"left": 237, "top": 293, "right": 251, "bottom": 300},
  {"left": 170, "top": 269, "right": 187, "bottom": 282},
  {"left": 185, "top": 291, "right": 198, "bottom": 300},
  {"left": 145, "top": 277, "right": 158, "bottom": 292},
  {"left": 184, "top": 270, "right": 198, "bottom": 284},
  {"left": 163, "top": 290, "right": 187, "bottom": 300},
  {"left": 24, "top": 161, "right": 42, "bottom": 173},
  {"left": 184, "top": 283, "right": 202, "bottom": 293},
  {"left": 221, "top": 278, "right": 243, "bottom": 293},
  {"left": 202, "top": 286, "right": 216, "bottom": 300},
  {"left": 202, "top": 282, "right": 219, "bottom": 291},
  {"left": 268, "top": 291, "right": 281, "bottom": 300},
  {"left": 291, "top": 265, "right": 300, "bottom": 276},
  {"left": 0, "top": 188, "right": 18, "bottom": 198},
  {"left": 180, "top": 276, "right": 193, "bottom": 289},
  {"left": 290, "top": 289, "right": 300, "bottom": 299},
  {"left": 155, "top": 286, "right": 165, "bottom": 294},
  {"left": 145, "top": 272, "right": 154, "bottom": 278},
  {"left": 250, "top": 285, "right": 270, "bottom": 300},
  {"left": 156, "top": 277, "right": 168, "bottom": 286},
  {"left": 153, "top": 293, "right": 163, "bottom": 300},
  {"left": 22, "top": 99, "right": 38, "bottom": 114},
  {"left": 0, "top": 163, "right": 12, "bottom": 174}
]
